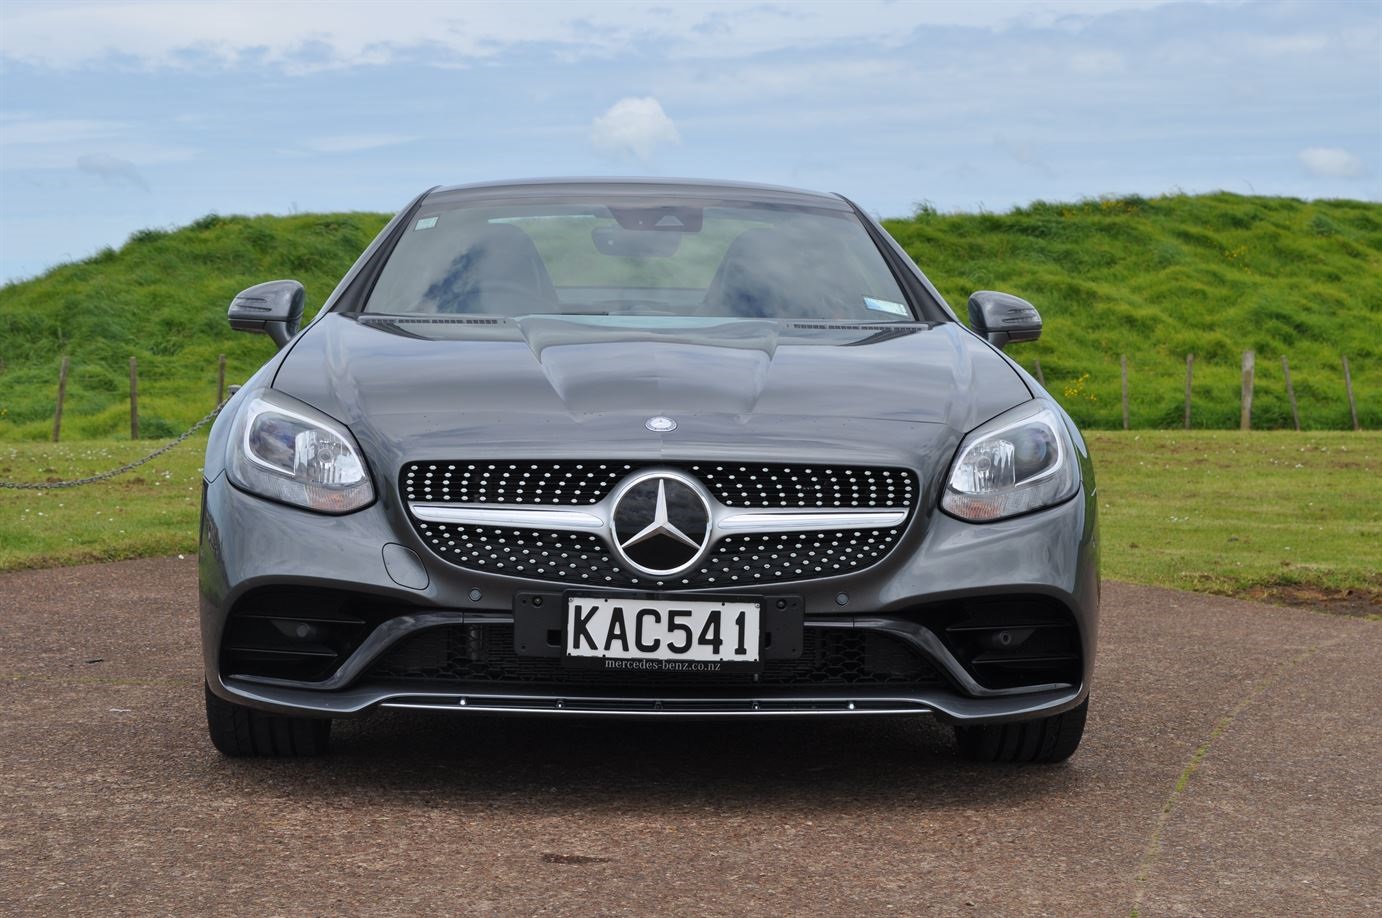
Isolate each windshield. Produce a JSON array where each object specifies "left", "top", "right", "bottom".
[{"left": 363, "top": 196, "right": 915, "bottom": 322}]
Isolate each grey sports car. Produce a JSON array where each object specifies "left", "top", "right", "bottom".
[{"left": 201, "top": 178, "right": 1098, "bottom": 762}]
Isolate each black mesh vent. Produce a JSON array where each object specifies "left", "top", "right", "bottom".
[
  {"left": 413, "top": 523, "right": 900, "bottom": 588},
  {"left": 692, "top": 529, "right": 899, "bottom": 586},
  {"left": 361, "top": 316, "right": 503, "bottom": 327},
  {"left": 368, "top": 624, "right": 939, "bottom": 688},
  {"left": 402, "top": 461, "right": 916, "bottom": 509},
  {"left": 933, "top": 596, "right": 1082, "bottom": 690},
  {"left": 404, "top": 461, "right": 635, "bottom": 505},
  {"left": 415, "top": 524, "right": 616, "bottom": 581},
  {"left": 221, "top": 588, "right": 405, "bottom": 683},
  {"left": 688, "top": 463, "right": 913, "bottom": 508}
]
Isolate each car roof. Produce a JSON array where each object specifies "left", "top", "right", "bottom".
[{"left": 425, "top": 177, "right": 852, "bottom": 210}]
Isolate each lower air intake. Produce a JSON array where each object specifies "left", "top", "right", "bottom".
[
  {"left": 221, "top": 588, "right": 409, "bottom": 683},
  {"left": 367, "top": 623, "right": 940, "bottom": 689},
  {"left": 933, "top": 595, "right": 1082, "bottom": 690}
]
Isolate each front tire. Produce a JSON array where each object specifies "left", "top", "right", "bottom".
[
  {"left": 204, "top": 683, "right": 331, "bottom": 757},
  {"left": 953, "top": 698, "right": 1088, "bottom": 764}
]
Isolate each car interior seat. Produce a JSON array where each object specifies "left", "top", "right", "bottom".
[
  {"left": 703, "top": 227, "right": 858, "bottom": 319},
  {"left": 425, "top": 223, "right": 558, "bottom": 315}
]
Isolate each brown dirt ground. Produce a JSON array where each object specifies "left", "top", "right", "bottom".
[{"left": 1, "top": 557, "right": 1378, "bottom": 916}]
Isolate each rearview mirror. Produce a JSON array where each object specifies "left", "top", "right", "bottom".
[
  {"left": 228, "top": 280, "right": 306, "bottom": 349},
  {"left": 967, "top": 290, "right": 1041, "bottom": 350}
]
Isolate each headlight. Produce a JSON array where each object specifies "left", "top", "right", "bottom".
[
  {"left": 941, "top": 401, "right": 1078, "bottom": 522},
  {"left": 227, "top": 390, "right": 374, "bottom": 513}
]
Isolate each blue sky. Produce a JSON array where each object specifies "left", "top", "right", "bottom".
[{"left": 1, "top": 0, "right": 1378, "bottom": 283}]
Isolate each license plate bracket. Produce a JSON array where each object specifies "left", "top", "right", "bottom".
[{"left": 566, "top": 595, "right": 762, "bottom": 671}]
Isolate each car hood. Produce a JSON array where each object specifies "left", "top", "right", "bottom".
[{"left": 271, "top": 313, "right": 1031, "bottom": 480}]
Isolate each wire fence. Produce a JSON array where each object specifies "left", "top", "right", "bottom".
[
  {"left": 1021, "top": 349, "right": 1364, "bottom": 432},
  {"left": 0, "top": 398, "right": 228, "bottom": 490},
  {"left": 0, "top": 342, "right": 1370, "bottom": 492}
]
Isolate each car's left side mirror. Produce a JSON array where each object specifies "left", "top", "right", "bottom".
[
  {"left": 967, "top": 290, "right": 1041, "bottom": 350},
  {"left": 228, "top": 279, "right": 306, "bottom": 349}
]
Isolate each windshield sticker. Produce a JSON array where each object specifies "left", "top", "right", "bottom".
[
  {"left": 863, "top": 297, "right": 908, "bottom": 316},
  {"left": 414, "top": 216, "right": 439, "bottom": 231}
]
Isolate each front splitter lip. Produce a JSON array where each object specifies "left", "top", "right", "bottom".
[{"left": 216, "top": 676, "right": 1086, "bottom": 725}]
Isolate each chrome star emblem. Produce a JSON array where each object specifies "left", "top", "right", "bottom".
[
  {"left": 620, "top": 479, "right": 701, "bottom": 553},
  {"left": 609, "top": 471, "right": 712, "bottom": 577},
  {"left": 645, "top": 416, "right": 677, "bottom": 432}
]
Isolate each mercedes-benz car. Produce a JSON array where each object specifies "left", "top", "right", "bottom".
[{"left": 201, "top": 178, "right": 1097, "bottom": 763}]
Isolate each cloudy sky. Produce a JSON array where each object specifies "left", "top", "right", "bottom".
[{"left": 0, "top": 0, "right": 1378, "bottom": 283}]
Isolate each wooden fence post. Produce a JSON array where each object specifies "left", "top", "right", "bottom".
[
  {"left": 217, "top": 353, "right": 227, "bottom": 405},
  {"left": 1120, "top": 354, "right": 1130, "bottom": 431},
  {"left": 1183, "top": 354, "right": 1194, "bottom": 430},
  {"left": 1281, "top": 355, "right": 1300, "bottom": 431},
  {"left": 1240, "top": 350, "right": 1255, "bottom": 430},
  {"left": 129, "top": 356, "right": 140, "bottom": 441},
  {"left": 1343, "top": 355, "right": 1359, "bottom": 431},
  {"left": 52, "top": 356, "right": 69, "bottom": 443},
  {"left": 1032, "top": 357, "right": 1046, "bottom": 388}
]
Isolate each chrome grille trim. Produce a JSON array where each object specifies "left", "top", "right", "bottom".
[
  {"left": 409, "top": 505, "right": 605, "bottom": 530},
  {"left": 408, "top": 501, "right": 907, "bottom": 536},
  {"left": 718, "top": 508, "right": 909, "bottom": 532}
]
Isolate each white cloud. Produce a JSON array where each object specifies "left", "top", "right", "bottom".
[
  {"left": 1, "top": 117, "right": 127, "bottom": 145},
  {"left": 1297, "top": 147, "right": 1365, "bottom": 178},
  {"left": 1069, "top": 50, "right": 1124, "bottom": 74},
  {"left": 590, "top": 97, "right": 680, "bottom": 160},
  {"left": 0, "top": 0, "right": 1183, "bottom": 72},
  {"left": 0, "top": 114, "right": 197, "bottom": 170},
  {"left": 303, "top": 134, "right": 418, "bottom": 154},
  {"left": 995, "top": 137, "right": 1056, "bottom": 178},
  {"left": 654, "top": 58, "right": 914, "bottom": 106},
  {"left": 1258, "top": 34, "right": 1329, "bottom": 55},
  {"left": 76, "top": 153, "right": 148, "bottom": 190}
]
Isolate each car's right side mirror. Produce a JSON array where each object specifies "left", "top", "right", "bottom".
[
  {"left": 967, "top": 290, "right": 1042, "bottom": 350},
  {"left": 228, "top": 279, "right": 306, "bottom": 349}
]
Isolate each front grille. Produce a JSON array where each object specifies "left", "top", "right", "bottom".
[
  {"left": 401, "top": 460, "right": 918, "bottom": 587},
  {"left": 402, "top": 461, "right": 915, "bottom": 509},
  {"left": 368, "top": 623, "right": 939, "bottom": 689}
]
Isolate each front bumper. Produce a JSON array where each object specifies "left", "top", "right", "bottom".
[{"left": 200, "top": 470, "right": 1098, "bottom": 724}]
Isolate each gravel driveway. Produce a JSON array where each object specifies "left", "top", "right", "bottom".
[{"left": 1, "top": 557, "right": 1377, "bottom": 916}]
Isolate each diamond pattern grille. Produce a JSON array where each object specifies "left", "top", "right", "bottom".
[{"left": 402, "top": 460, "right": 918, "bottom": 588}]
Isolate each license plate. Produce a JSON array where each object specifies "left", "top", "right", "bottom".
[{"left": 566, "top": 596, "right": 761, "bottom": 665}]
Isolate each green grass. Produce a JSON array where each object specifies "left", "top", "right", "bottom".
[
  {"left": 0, "top": 193, "right": 1376, "bottom": 439},
  {"left": 885, "top": 193, "right": 1380, "bottom": 431},
  {"left": 2, "top": 433, "right": 1377, "bottom": 617},
  {"left": 1087, "top": 430, "right": 1380, "bottom": 613},
  {"left": 0, "top": 439, "right": 205, "bottom": 570}
]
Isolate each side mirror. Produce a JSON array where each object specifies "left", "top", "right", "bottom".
[
  {"left": 228, "top": 280, "right": 306, "bottom": 349},
  {"left": 967, "top": 290, "right": 1041, "bottom": 350}
]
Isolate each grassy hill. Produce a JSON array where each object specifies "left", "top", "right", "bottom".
[
  {"left": 886, "top": 194, "right": 1380, "bottom": 430},
  {"left": 0, "top": 193, "right": 1377, "bottom": 439},
  {"left": 0, "top": 212, "right": 389, "bottom": 439}
]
